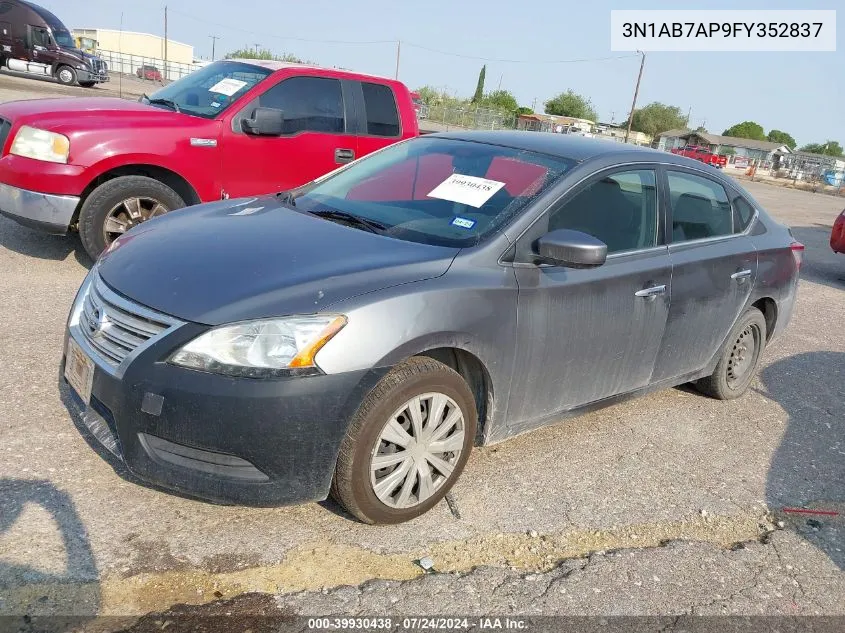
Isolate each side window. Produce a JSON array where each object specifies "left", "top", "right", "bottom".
[
  {"left": 361, "top": 82, "right": 400, "bottom": 137},
  {"left": 548, "top": 169, "right": 658, "bottom": 254},
  {"left": 667, "top": 171, "right": 733, "bottom": 242},
  {"left": 0, "top": 22, "right": 10, "bottom": 41},
  {"left": 29, "top": 26, "right": 49, "bottom": 47},
  {"left": 257, "top": 76, "right": 344, "bottom": 135},
  {"left": 732, "top": 195, "right": 756, "bottom": 233}
]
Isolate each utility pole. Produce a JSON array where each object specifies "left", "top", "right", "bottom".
[
  {"left": 254, "top": 42, "right": 261, "bottom": 55},
  {"left": 497, "top": 73, "right": 503, "bottom": 90},
  {"left": 624, "top": 50, "right": 645, "bottom": 144},
  {"left": 209, "top": 35, "right": 219, "bottom": 61},
  {"left": 394, "top": 40, "right": 401, "bottom": 79},
  {"left": 686, "top": 106, "right": 692, "bottom": 128},
  {"left": 163, "top": 6, "right": 168, "bottom": 81},
  {"left": 531, "top": 97, "right": 537, "bottom": 111}
]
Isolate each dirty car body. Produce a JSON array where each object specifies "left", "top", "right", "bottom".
[{"left": 62, "top": 132, "right": 801, "bottom": 511}]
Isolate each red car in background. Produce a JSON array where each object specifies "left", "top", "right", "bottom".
[
  {"left": 670, "top": 145, "right": 728, "bottom": 169},
  {"left": 831, "top": 208, "right": 845, "bottom": 254},
  {"left": 136, "top": 65, "right": 163, "bottom": 82}
]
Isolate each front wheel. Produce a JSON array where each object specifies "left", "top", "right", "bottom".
[
  {"left": 695, "top": 307, "right": 767, "bottom": 400},
  {"left": 55, "top": 65, "right": 77, "bottom": 86},
  {"left": 78, "top": 176, "right": 185, "bottom": 260},
  {"left": 331, "top": 357, "right": 477, "bottom": 524}
]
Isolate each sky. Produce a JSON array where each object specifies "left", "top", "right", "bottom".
[{"left": 42, "top": 0, "right": 843, "bottom": 147}]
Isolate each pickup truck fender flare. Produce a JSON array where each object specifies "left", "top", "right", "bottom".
[{"left": 80, "top": 154, "right": 208, "bottom": 206}]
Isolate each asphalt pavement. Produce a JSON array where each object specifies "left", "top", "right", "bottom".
[{"left": 0, "top": 75, "right": 843, "bottom": 624}]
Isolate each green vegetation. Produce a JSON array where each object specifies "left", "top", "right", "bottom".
[
  {"left": 625, "top": 102, "right": 686, "bottom": 136},
  {"left": 798, "top": 141, "right": 843, "bottom": 156},
  {"left": 471, "top": 65, "right": 486, "bottom": 104},
  {"left": 544, "top": 90, "right": 597, "bottom": 122},
  {"left": 225, "top": 48, "right": 308, "bottom": 63},
  {"left": 721, "top": 121, "right": 766, "bottom": 141}
]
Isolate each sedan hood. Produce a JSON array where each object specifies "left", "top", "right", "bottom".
[{"left": 97, "top": 197, "right": 459, "bottom": 325}]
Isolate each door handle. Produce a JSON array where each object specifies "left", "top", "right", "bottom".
[
  {"left": 334, "top": 148, "right": 355, "bottom": 164},
  {"left": 731, "top": 269, "right": 752, "bottom": 281},
  {"left": 635, "top": 285, "right": 666, "bottom": 298}
]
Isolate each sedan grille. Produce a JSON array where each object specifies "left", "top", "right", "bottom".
[{"left": 77, "top": 274, "right": 174, "bottom": 368}]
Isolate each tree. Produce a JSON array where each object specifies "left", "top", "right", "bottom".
[
  {"left": 722, "top": 121, "right": 766, "bottom": 141},
  {"left": 471, "top": 65, "right": 486, "bottom": 104},
  {"left": 226, "top": 48, "right": 306, "bottom": 63},
  {"left": 766, "top": 129, "right": 797, "bottom": 149},
  {"left": 544, "top": 90, "right": 597, "bottom": 121},
  {"left": 694, "top": 125, "right": 708, "bottom": 133},
  {"left": 624, "top": 102, "right": 686, "bottom": 136},
  {"left": 516, "top": 106, "right": 534, "bottom": 116},
  {"left": 798, "top": 141, "right": 844, "bottom": 156},
  {"left": 482, "top": 89, "right": 519, "bottom": 113}
]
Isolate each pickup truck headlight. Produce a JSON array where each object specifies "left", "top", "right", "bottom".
[
  {"left": 169, "top": 315, "right": 347, "bottom": 378},
  {"left": 10, "top": 125, "right": 70, "bottom": 164}
]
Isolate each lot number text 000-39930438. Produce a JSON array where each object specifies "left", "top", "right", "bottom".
[{"left": 610, "top": 10, "right": 836, "bottom": 52}]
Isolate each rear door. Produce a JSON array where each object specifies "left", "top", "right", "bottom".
[
  {"left": 353, "top": 80, "right": 404, "bottom": 160},
  {"left": 221, "top": 73, "right": 356, "bottom": 198},
  {"left": 650, "top": 167, "right": 758, "bottom": 382}
]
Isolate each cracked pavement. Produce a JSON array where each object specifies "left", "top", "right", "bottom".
[{"left": 0, "top": 75, "right": 843, "bottom": 622}]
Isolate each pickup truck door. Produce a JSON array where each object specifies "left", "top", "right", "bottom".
[
  {"left": 349, "top": 80, "right": 405, "bottom": 160},
  {"left": 220, "top": 75, "right": 358, "bottom": 199}
]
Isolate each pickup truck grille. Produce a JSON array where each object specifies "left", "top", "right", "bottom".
[
  {"left": 0, "top": 117, "right": 11, "bottom": 153},
  {"left": 78, "top": 274, "right": 174, "bottom": 368}
]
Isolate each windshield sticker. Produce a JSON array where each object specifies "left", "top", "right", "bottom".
[
  {"left": 451, "top": 217, "right": 476, "bottom": 229},
  {"left": 428, "top": 174, "right": 506, "bottom": 208},
  {"left": 208, "top": 78, "right": 248, "bottom": 96}
]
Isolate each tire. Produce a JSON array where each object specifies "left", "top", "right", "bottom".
[
  {"left": 695, "top": 307, "right": 767, "bottom": 400},
  {"left": 55, "top": 65, "right": 77, "bottom": 86},
  {"left": 331, "top": 357, "right": 477, "bottom": 524},
  {"left": 78, "top": 81, "right": 96, "bottom": 88},
  {"left": 78, "top": 176, "right": 185, "bottom": 260}
]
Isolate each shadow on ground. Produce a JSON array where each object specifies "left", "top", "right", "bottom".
[
  {"left": 763, "top": 351, "right": 845, "bottom": 570},
  {"left": 0, "top": 479, "right": 100, "bottom": 627},
  {"left": 0, "top": 217, "right": 93, "bottom": 268}
]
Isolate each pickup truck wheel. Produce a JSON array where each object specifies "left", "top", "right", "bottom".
[
  {"left": 78, "top": 176, "right": 185, "bottom": 260},
  {"left": 331, "top": 357, "right": 476, "bottom": 524},
  {"left": 56, "top": 65, "right": 77, "bottom": 85}
]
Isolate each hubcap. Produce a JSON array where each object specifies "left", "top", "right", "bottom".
[
  {"left": 59, "top": 69, "right": 72, "bottom": 82},
  {"left": 370, "top": 392, "right": 465, "bottom": 509},
  {"left": 103, "top": 197, "right": 169, "bottom": 243},
  {"left": 726, "top": 324, "right": 759, "bottom": 387}
]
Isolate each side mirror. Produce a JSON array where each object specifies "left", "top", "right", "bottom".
[
  {"left": 535, "top": 229, "right": 607, "bottom": 268},
  {"left": 242, "top": 108, "right": 285, "bottom": 136}
]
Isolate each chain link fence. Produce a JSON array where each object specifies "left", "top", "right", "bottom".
[
  {"left": 420, "top": 103, "right": 517, "bottom": 131},
  {"left": 97, "top": 50, "right": 197, "bottom": 83}
]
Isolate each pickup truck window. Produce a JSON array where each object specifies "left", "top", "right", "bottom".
[
  {"left": 257, "top": 76, "right": 345, "bottom": 134},
  {"left": 291, "top": 137, "right": 574, "bottom": 248},
  {"left": 146, "top": 60, "right": 273, "bottom": 119},
  {"left": 667, "top": 171, "right": 733, "bottom": 241},
  {"left": 361, "top": 82, "right": 400, "bottom": 137}
]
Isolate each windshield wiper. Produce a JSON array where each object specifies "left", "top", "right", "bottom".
[
  {"left": 276, "top": 191, "right": 297, "bottom": 207},
  {"left": 308, "top": 209, "right": 387, "bottom": 234},
  {"left": 142, "top": 94, "right": 181, "bottom": 113}
]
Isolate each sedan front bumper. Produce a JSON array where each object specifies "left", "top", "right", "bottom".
[
  {"left": 61, "top": 321, "right": 386, "bottom": 506},
  {"left": 0, "top": 182, "right": 80, "bottom": 234}
]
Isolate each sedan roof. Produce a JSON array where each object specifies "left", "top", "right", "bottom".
[{"left": 429, "top": 130, "right": 677, "bottom": 163}]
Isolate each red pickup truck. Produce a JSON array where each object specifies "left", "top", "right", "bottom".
[
  {"left": 670, "top": 145, "right": 727, "bottom": 169},
  {"left": 0, "top": 59, "right": 419, "bottom": 258}
]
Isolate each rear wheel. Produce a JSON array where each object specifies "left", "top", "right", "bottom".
[
  {"left": 695, "top": 307, "right": 766, "bottom": 400},
  {"left": 78, "top": 176, "right": 185, "bottom": 260},
  {"left": 56, "top": 65, "right": 77, "bottom": 86},
  {"left": 331, "top": 357, "right": 476, "bottom": 524}
]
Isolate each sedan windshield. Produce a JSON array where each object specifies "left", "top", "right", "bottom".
[
  {"left": 292, "top": 137, "right": 575, "bottom": 247},
  {"left": 144, "top": 60, "right": 272, "bottom": 119}
]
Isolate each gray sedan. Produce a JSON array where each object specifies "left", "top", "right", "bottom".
[{"left": 63, "top": 131, "right": 803, "bottom": 524}]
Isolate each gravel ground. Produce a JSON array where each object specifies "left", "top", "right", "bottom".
[{"left": 0, "top": 78, "right": 843, "bottom": 625}]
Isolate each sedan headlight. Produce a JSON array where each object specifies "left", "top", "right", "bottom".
[
  {"left": 10, "top": 125, "right": 70, "bottom": 164},
  {"left": 169, "top": 315, "right": 347, "bottom": 378}
]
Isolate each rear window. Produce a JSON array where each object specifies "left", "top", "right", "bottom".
[
  {"left": 292, "top": 137, "right": 575, "bottom": 248},
  {"left": 362, "top": 82, "right": 400, "bottom": 137}
]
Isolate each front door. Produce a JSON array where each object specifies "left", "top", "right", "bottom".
[
  {"left": 221, "top": 75, "right": 356, "bottom": 199},
  {"left": 651, "top": 168, "right": 758, "bottom": 382},
  {"left": 507, "top": 167, "right": 671, "bottom": 429}
]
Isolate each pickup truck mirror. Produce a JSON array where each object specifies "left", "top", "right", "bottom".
[{"left": 242, "top": 108, "right": 285, "bottom": 136}]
